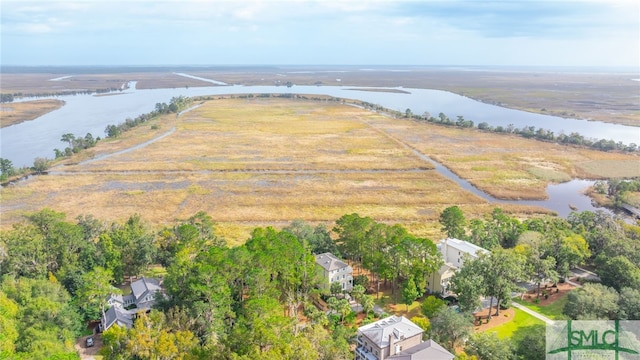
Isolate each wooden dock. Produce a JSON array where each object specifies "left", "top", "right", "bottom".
[{"left": 621, "top": 204, "right": 640, "bottom": 218}]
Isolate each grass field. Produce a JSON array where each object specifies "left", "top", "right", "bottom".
[
  {"left": 482, "top": 307, "right": 545, "bottom": 338},
  {"left": 0, "top": 99, "right": 65, "bottom": 127},
  {"left": 2, "top": 97, "right": 638, "bottom": 243}
]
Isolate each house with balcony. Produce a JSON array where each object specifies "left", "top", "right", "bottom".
[
  {"left": 355, "top": 315, "right": 453, "bottom": 360},
  {"left": 100, "top": 276, "right": 163, "bottom": 332},
  {"left": 315, "top": 252, "right": 353, "bottom": 292},
  {"left": 426, "top": 238, "right": 489, "bottom": 295}
]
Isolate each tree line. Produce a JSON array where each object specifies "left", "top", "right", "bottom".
[
  {"left": 428, "top": 206, "right": 640, "bottom": 360},
  {"left": 0, "top": 96, "right": 193, "bottom": 183},
  {"left": 1, "top": 206, "right": 638, "bottom": 359},
  {"left": 54, "top": 133, "right": 100, "bottom": 159},
  {"left": 105, "top": 96, "right": 192, "bottom": 138},
  {"left": 0, "top": 210, "right": 357, "bottom": 359},
  {"left": 0, "top": 87, "right": 124, "bottom": 103},
  {"left": 358, "top": 101, "right": 639, "bottom": 153},
  {"left": 438, "top": 205, "right": 640, "bottom": 320},
  {"left": 593, "top": 178, "right": 640, "bottom": 209},
  {"left": 333, "top": 213, "right": 443, "bottom": 304}
]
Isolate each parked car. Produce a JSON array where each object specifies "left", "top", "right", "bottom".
[{"left": 86, "top": 336, "right": 95, "bottom": 347}]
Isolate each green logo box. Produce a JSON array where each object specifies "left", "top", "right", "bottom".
[{"left": 547, "top": 320, "right": 640, "bottom": 359}]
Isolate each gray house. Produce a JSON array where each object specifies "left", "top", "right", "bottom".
[
  {"left": 355, "top": 315, "right": 454, "bottom": 360},
  {"left": 388, "top": 340, "right": 455, "bottom": 360},
  {"left": 100, "top": 277, "right": 163, "bottom": 332},
  {"left": 315, "top": 252, "right": 353, "bottom": 292}
]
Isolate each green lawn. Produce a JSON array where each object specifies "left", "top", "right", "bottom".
[
  {"left": 142, "top": 264, "right": 168, "bottom": 278},
  {"left": 483, "top": 307, "right": 545, "bottom": 338},
  {"left": 513, "top": 295, "right": 569, "bottom": 320},
  {"left": 80, "top": 327, "right": 94, "bottom": 336}
]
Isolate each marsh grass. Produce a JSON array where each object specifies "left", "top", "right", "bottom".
[
  {"left": 0, "top": 99, "right": 65, "bottom": 127},
  {"left": 374, "top": 120, "right": 640, "bottom": 200},
  {"left": 2, "top": 98, "right": 635, "bottom": 243},
  {"left": 527, "top": 167, "right": 572, "bottom": 182},
  {"left": 575, "top": 160, "right": 640, "bottom": 178}
]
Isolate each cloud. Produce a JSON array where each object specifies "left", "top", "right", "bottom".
[
  {"left": 390, "top": 0, "right": 638, "bottom": 38},
  {"left": 0, "top": 0, "right": 637, "bottom": 66}
]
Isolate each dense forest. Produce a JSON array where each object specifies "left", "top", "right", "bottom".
[{"left": 0, "top": 208, "right": 639, "bottom": 359}]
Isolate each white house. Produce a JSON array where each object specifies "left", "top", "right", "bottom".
[
  {"left": 315, "top": 252, "right": 353, "bottom": 292},
  {"left": 427, "top": 238, "right": 489, "bottom": 295}
]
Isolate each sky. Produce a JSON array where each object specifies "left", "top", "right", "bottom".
[{"left": 1, "top": 0, "right": 639, "bottom": 68}]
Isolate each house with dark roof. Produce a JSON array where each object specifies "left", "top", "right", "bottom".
[
  {"left": 101, "top": 305, "right": 134, "bottom": 331},
  {"left": 315, "top": 252, "right": 353, "bottom": 291},
  {"left": 100, "top": 277, "right": 163, "bottom": 332}
]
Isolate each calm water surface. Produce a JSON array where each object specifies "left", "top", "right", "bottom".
[{"left": 4, "top": 83, "right": 639, "bottom": 168}]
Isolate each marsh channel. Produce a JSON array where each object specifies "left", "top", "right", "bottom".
[{"left": 3, "top": 80, "right": 634, "bottom": 217}]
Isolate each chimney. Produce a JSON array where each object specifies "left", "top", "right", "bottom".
[
  {"left": 389, "top": 333, "right": 394, "bottom": 355},
  {"left": 444, "top": 238, "right": 448, "bottom": 261}
]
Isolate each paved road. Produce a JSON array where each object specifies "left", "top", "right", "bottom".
[
  {"left": 564, "top": 279, "right": 582, "bottom": 288},
  {"left": 511, "top": 301, "right": 555, "bottom": 325}
]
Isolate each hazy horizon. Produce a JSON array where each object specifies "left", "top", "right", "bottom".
[
  {"left": 2, "top": 0, "right": 638, "bottom": 68},
  {"left": 1, "top": 64, "right": 638, "bottom": 75}
]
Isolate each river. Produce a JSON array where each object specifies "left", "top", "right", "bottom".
[
  {"left": 1, "top": 80, "right": 632, "bottom": 217},
  {"left": 3, "top": 82, "right": 640, "bottom": 168}
]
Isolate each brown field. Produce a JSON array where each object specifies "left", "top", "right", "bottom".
[
  {"left": 118, "top": 72, "right": 224, "bottom": 90},
  {"left": 0, "top": 72, "right": 218, "bottom": 95},
  {"left": 187, "top": 68, "right": 640, "bottom": 126},
  {"left": 0, "top": 73, "right": 128, "bottom": 94},
  {"left": 2, "top": 98, "right": 638, "bottom": 244},
  {"left": 0, "top": 99, "right": 65, "bottom": 127},
  {"left": 362, "top": 118, "right": 640, "bottom": 200},
  {"left": 2, "top": 67, "right": 638, "bottom": 126}
]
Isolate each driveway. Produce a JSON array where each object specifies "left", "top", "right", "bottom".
[{"left": 75, "top": 334, "right": 103, "bottom": 360}]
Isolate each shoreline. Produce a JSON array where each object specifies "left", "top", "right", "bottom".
[
  {"left": 0, "top": 99, "right": 66, "bottom": 128},
  {"left": 2, "top": 67, "right": 637, "bottom": 127}
]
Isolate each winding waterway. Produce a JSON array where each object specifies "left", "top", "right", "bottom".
[{"left": 2, "top": 80, "right": 633, "bottom": 217}]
